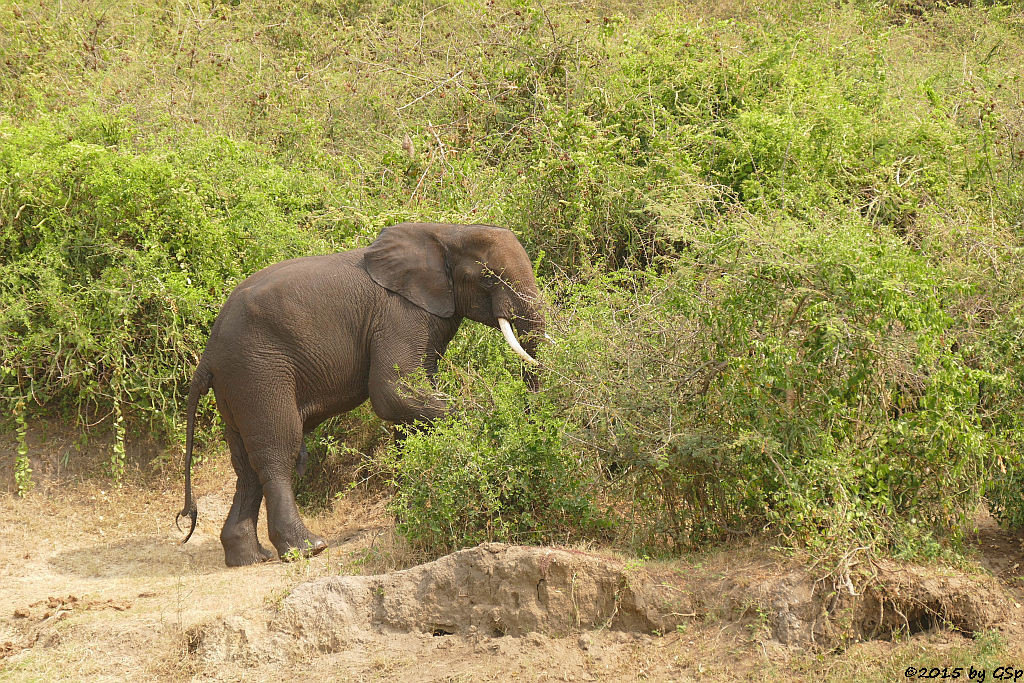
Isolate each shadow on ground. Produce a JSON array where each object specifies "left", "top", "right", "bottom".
[{"left": 48, "top": 534, "right": 228, "bottom": 578}]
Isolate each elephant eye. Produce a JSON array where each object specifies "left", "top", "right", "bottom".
[{"left": 480, "top": 269, "right": 500, "bottom": 287}]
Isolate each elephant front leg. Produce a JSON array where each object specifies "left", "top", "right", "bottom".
[
  {"left": 366, "top": 309, "right": 460, "bottom": 425},
  {"left": 367, "top": 357, "right": 449, "bottom": 425},
  {"left": 296, "top": 437, "right": 310, "bottom": 478}
]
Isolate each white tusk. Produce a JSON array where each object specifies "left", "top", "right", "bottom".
[{"left": 498, "top": 317, "right": 539, "bottom": 366}]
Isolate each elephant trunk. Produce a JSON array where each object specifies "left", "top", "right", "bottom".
[
  {"left": 518, "top": 317, "right": 543, "bottom": 393},
  {"left": 494, "top": 281, "right": 545, "bottom": 393}
]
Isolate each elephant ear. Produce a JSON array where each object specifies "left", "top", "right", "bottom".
[{"left": 364, "top": 224, "right": 455, "bottom": 318}]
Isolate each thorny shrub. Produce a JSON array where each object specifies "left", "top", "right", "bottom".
[{"left": 3, "top": 0, "right": 1024, "bottom": 556}]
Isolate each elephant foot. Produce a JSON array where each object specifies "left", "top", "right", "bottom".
[
  {"left": 278, "top": 535, "right": 328, "bottom": 561},
  {"left": 224, "top": 544, "right": 276, "bottom": 567},
  {"left": 221, "top": 524, "right": 276, "bottom": 567}
]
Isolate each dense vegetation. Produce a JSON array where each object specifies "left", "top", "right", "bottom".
[{"left": 2, "top": 0, "right": 1023, "bottom": 559}]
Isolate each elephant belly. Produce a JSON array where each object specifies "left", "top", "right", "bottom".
[
  {"left": 295, "top": 356, "right": 371, "bottom": 430},
  {"left": 299, "top": 390, "right": 369, "bottom": 430}
]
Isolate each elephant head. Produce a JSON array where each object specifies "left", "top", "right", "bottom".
[{"left": 364, "top": 222, "right": 545, "bottom": 366}]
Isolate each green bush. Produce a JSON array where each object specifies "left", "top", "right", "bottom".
[
  {"left": 3, "top": 0, "right": 1024, "bottom": 558},
  {"left": 539, "top": 203, "right": 1022, "bottom": 554},
  {"left": 384, "top": 330, "right": 602, "bottom": 553},
  {"left": 0, "top": 110, "right": 346, "bottom": 444}
]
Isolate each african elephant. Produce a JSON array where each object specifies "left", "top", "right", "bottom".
[{"left": 176, "top": 223, "right": 544, "bottom": 566}]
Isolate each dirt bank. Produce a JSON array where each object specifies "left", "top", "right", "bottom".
[{"left": 2, "top": 427, "right": 1023, "bottom": 680}]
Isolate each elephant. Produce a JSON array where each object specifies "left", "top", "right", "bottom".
[{"left": 176, "top": 222, "right": 544, "bottom": 567}]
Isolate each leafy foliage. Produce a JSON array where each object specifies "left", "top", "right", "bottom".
[
  {"left": 3, "top": 0, "right": 1024, "bottom": 554},
  {"left": 387, "top": 344, "right": 601, "bottom": 552},
  {"left": 0, "top": 112, "right": 346, "bottom": 445},
  {"left": 542, "top": 208, "right": 1017, "bottom": 554}
]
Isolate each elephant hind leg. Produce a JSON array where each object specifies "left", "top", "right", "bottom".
[
  {"left": 245, "top": 421, "right": 327, "bottom": 561},
  {"left": 262, "top": 479, "right": 328, "bottom": 561},
  {"left": 220, "top": 427, "right": 274, "bottom": 567}
]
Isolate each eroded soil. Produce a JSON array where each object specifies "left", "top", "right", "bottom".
[{"left": 2, "top": 426, "right": 1024, "bottom": 681}]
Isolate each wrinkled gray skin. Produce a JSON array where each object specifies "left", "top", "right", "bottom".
[{"left": 177, "top": 223, "right": 544, "bottom": 567}]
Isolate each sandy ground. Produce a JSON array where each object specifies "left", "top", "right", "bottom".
[{"left": 2, "top": 426, "right": 1024, "bottom": 681}]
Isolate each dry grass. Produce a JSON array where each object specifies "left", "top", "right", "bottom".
[
  {"left": 3, "top": 1, "right": 1024, "bottom": 676},
  {"left": 0, "top": 421, "right": 407, "bottom": 679},
  {"left": 2, "top": 424, "right": 1023, "bottom": 680}
]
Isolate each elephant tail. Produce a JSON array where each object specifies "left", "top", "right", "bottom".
[{"left": 176, "top": 362, "right": 212, "bottom": 544}]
